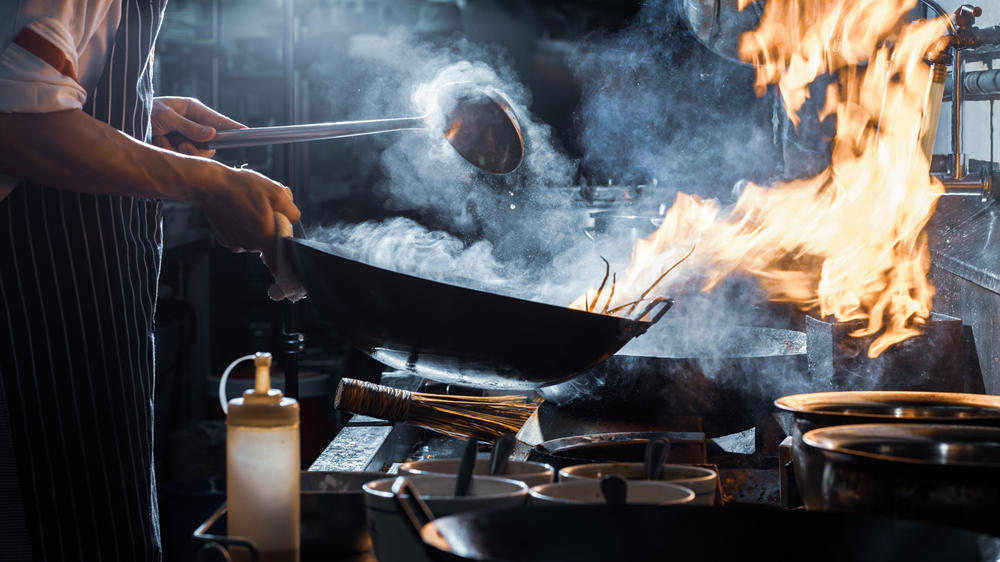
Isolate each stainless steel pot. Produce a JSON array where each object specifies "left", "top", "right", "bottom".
[
  {"left": 803, "top": 423, "right": 1000, "bottom": 537},
  {"left": 774, "top": 391, "right": 1000, "bottom": 510},
  {"left": 300, "top": 471, "right": 386, "bottom": 555}
]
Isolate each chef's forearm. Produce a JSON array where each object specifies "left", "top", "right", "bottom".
[{"left": 0, "top": 108, "right": 221, "bottom": 203}]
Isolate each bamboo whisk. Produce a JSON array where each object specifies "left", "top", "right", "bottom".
[{"left": 334, "top": 378, "right": 538, "bottom": 442}]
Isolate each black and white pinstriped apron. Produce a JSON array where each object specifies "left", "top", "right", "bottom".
[{"left": 0, "top": 0, "right": 167, "bottom": 559}]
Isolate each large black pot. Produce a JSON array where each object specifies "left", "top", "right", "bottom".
[
  {"left": 284, "top": 237, "right": 671, "bottom": 389},
  {"left": 804, "top": 423, "right": 1000, "bottom": 537},
  {"left": 774, "top": 391, "right": 1000, "bottom": 510},
  {"left": 418, "top": 504, "right": 1000, "bottom": 561}
]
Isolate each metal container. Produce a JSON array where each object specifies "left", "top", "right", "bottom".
[
  {"left": 803, "top": 423, "right": 1000, "bottom": 536},
  {"left": 805, "top": 314, "right": 967, "bottom": 392},
  {"left": 398, "top": 458, "right": 555, "bottom": 487},
  {"left": 300, "top": 471, "right": 385, "bottom": 555},
  {"left": 557, "top": 463, "right": 718, "bottom": 505},
  {"left": 363, "top": 475, "right": 528, "bottom": 562},
  {"left": 774, "top": 391, "right": 1000, "bottom": 510},
  {"left": 527, "top": 480, "right": 695, "bottom": 506}
]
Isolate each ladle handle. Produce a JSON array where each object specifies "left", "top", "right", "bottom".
[
  {"left": 489, "top": 434, "right": 516, "bottom": 476},
  {"left": 644, "top": 437, "right": 670, "bottom": 481},
  {"left": 454, "top": 439, "right": 478, "bottom": 497},
  {"left": 166, "top": 116, "right": 426, "bottom": 150},
  {"left": 600, "top": 475, "right": 628, "bottom": 507}
]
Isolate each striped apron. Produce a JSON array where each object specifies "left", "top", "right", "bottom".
[{"left": 0, "top": 0, "right": 167, "bottom": 559}]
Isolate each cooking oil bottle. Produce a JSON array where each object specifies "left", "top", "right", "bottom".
[{"left": 222, "top": 352, "right": 300, "bottom": 562}]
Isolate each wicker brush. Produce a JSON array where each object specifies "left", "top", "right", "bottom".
[{"left": 334, "top": 378, "right": 538, "bottom": 442}]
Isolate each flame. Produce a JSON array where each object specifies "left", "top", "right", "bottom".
[{"left": 575, "top": 0, "right": 948, "bottom": 357}]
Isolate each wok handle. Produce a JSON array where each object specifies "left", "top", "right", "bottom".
[
  {"left": 391, "top": 477, "right": 438, "bottom": 542},
  {"left": 167, "top": 117, "right": 426, "bottom": 150}
]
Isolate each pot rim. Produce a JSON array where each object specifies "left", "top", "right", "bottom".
[
  {"left": 398, "top": 458, "right": 555, "bottom": 477},
  {"left": 557, "top": 462, "right": 716, "bottom": 483},
  {"left": 801, "top": 423, "right": 1000, "bottom": 468},
  {"left": 528, "top": 480, "right": 696, "bottom": 505},
  {"left": 774, "top": 391, "right": 1000, "bottom": 421},
  {"left": 363, "top": 474, "right": 529, "bottom": 501}
]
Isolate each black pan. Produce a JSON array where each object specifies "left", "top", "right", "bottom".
[
  {"left": 419, "top": 505, "right": 1000, "bottom": 561},
  {"left": 284, "top": 237, "right": 671, "bottom": 389}
]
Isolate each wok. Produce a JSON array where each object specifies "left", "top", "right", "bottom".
[
  {"left": 284, "top": 237, "right": 671, "bottom": 389},
  {"left": 417, "top": 504, "right": 1000, "bottom": 561},
  {"left": 538, "top": 327, "right": 807, "bottom": 436}
]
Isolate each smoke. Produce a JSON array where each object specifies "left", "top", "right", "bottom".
[
  {"left": 310, "top": 218, "right": 509, "bottom": 291},
  {"left": 300, "top": 0, "right": 833, "bottom": 409},
  {"left": 309, "top": 214, "right": 636, "bottom": 308},
  {"left": 569, "top": 0, "right": 790, "bottom": 196},
  {"left": 305, "top": 27, "right": 581, "bottom": 269},
  {"left": 302, "top": 0, "right": 790, "bottom": 292}
]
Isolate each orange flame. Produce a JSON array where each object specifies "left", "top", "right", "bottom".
[{"left": 575, "top": 0, "right": 948, "bottom": 357}]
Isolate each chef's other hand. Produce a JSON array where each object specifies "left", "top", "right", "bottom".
[
  {"left": 200, "top": 166, "right": 300, "bottom": 271},
  {"left": 151, "top": 96, "right": 246, "bottom": 158}
]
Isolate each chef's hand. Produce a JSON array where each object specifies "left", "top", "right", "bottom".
[
  {"left": 200, "top": 166, "right": 300, "bottom": 273},
  {"left": 151, "top": 96, "right": 246, "bottom": 158}
]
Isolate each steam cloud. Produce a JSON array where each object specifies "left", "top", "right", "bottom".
[{"left": 303, "top": 0, "right": 825, "bottom": 409}]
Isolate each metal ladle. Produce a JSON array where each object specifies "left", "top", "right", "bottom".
[{"left": 170, "top": 83, "right": 525, "bottom": 174}]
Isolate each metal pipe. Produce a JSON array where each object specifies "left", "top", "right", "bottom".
[
  {"left": 937, "top": 172, "right": 992, "bottom": 200},
  {"left": 283, "top": 0, "right": 295, "bottom": 186},
  {"left": 944, "top": 69, "right": 1000, "bottom": 98},
  {"left": 282, "top": 0, "right": 299, "bottom": 402},
  {"left": 975, "top": 26, "right": 1000, "bottom": 45},
  {"left": 211, "top": 0, "right": 219, "bottom": 109},
  {"left": 952, "top": 47, "right": 964, "bottom": 180}
]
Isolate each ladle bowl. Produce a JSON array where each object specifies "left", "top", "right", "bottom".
[{"left": 169, "top": 83, "right": 524, "bottom": 174}]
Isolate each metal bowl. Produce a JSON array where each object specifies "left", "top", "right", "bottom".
[
  {"left": 803, "top": 423, "right": 1000, "bottom": 536},
  {"left": 774, "top": 391, "right": 1000, "bottom": 509}
]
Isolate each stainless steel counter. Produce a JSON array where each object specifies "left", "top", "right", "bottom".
[{"left": 929, "top": 192, "right": 1000, "bottom": 394}]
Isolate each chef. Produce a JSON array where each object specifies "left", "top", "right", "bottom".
[{"left": 0, "top": 1, "right": 301, "bottom": 559}]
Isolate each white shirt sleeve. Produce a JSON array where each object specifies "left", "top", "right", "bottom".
[{"left": 0, "top": 0, "right": 120, "bottom": 114}]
